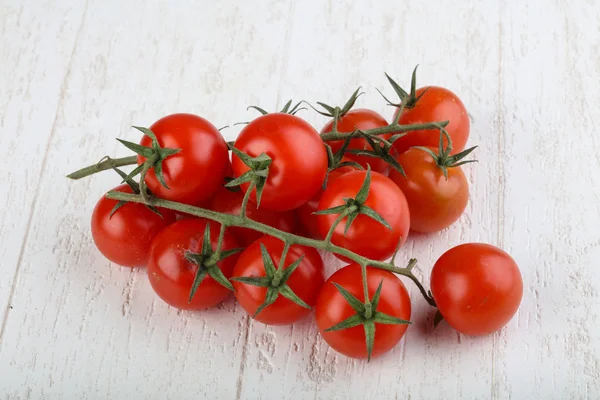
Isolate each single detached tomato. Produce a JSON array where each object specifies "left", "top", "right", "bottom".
[
  {"left": 393, "top": 87, "right": 469, "bottom": 155},
  {"left": 210, "top": 186, "right": 296, "bottom": 247},
  {"left": 232, "top": 236, "right": 325, "bottom": 325},
  {"left": 231, "top": 113, "right": 327, "bottom": 211},
  {"left": 295, "top": 159, "right": 360, "bottom": 239},
  {"left": 317, "top": 170, "right": 410, "bottom": 261},
  {"left": 430, "top": 243, "right": 523, "bottom": 336},
  {"left": 315, "top": 264, "right": 411, "bottom": 359},
  {"left": 138, "top": 113, "right": 229, "bottom": 205},
  {"left": 148, "top": 219, "right": 240, "bottom": 310},
  {"left": 91, "top": 184, "right": 176, "bottom": 267},
  {"left": 321, "top": 109, "right": 391, "bottom": 173},
  {"left": 389, "top": 147, "right": 468, "bottom": 233}
]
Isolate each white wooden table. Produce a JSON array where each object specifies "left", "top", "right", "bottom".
[{"left": 1, "top": 1, "right": 599, "bottom": 399}]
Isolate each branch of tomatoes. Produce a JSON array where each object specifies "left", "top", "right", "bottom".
[{"left": 104, "top": 189, "right": 436, "bottom": 307}]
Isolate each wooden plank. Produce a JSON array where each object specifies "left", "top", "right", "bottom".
[
  {"left": 0, "top": 0, "right": 86, "bottom": 334},
  {"left": 0, "top": 0, "right": 294, "bottom": 398},
  {"left": 496, "top": 1, "right": 600, "bottom": 399}
]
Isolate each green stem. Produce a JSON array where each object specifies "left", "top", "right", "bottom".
[
  {"left": 240, "top": 180, "right": 256, "bottom": 218},
  {"left": 392, "top": 103, "right": 406, "bottom": 126},
  {"left": 320, "top": 120, "right": 448, "bottom": 142},
  {"left": 106, "top": 191, "right": 436, "bottom": 307},
  {"left": 139, "top": 153, "right": 159, "bottom": 204},
  {"left": 66, "top": 156, "right": 138, "bottom": 179},
  {"left": 360, "top": 263, "right": 373, "bottom": 319},
  {"left": 324, "top": 207, "right": 354, "bottom": 243},
  {"left": 277, "top": 242, "right": 290, "bottom": 271}
]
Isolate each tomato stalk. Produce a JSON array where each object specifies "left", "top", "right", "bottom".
[
  {"left": 105, "top": 190, "right": 436, "bottom": 306},
  {"left": 67, "top": 155, "right": 138, "bottom": 180},
  {"left": 319, "top": 119, "right": 448, "bottom": 142}
]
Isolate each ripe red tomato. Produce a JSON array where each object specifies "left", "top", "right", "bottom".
[
  {"left": 317, "top": 170, "right": 410, "bottom": 261},
  {"left": 388, "top": 147, "right": 468, "bottom": 233},
  {"left": 210, "top": 186, "right": 296, "bottom": 247},
  {"left": 231, "top": 113, "right": 328, "bottom": 211},
  {"left": 430, "top": 243, "right": 523, "bottom": 336},
  {"left": 393, "top": 87, "right": 469, "bottom": 155},
  {"left": 232, "top": 236, "right": 325, "bottom": 325},
  {"left": 91, "top": 184, "right": 176, "bottom": 267},
  {"left": 295, "top": 159, "right": 359, "bottom": 239},
  {"left": 148, "top": 219, "right": 240, "bottom": 310},
  {"left": 138, "top": 113, "right": 229, "bottom": 205},
  {"left": 315, "top": 264, "right": 411, "bottom": 359},
  {"left": 321, "top": 109, "right": 391, "bottom": 173}
]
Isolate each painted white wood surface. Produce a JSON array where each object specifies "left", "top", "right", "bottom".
[{"left": 1, "top": 0, "right": 598, "bottom": 399}]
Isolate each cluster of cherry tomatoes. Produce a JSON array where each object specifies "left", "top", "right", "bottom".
[{"left": 78, "top": 72, "right": 523, "bottom": 360}]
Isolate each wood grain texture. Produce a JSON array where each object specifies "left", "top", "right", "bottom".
[{"left": 0, "top": 0, "right": 598, "bottom": 399}]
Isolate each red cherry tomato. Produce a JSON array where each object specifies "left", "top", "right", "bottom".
[
  {"left": 231, "top": 113, "right": 328, "bottom": 211},
  {"left": 389, "top": 147, "right": 469, "bottom": 233},
  {"left": 210, "top": 186, "right": 296, "bottom": 247},
  {"left": 232, "top": 236, "right": 325, "bottom": 325},
  {"left": 138, "top": 113, "right": 229, "bottom": 205},
  {"left": 295, "top": 158, "right": 359, "bottom": 239},
  {"left": 91, "top": 184, "right": 176, "bottom": 267},
  {"left": 393, "top": 87, "right": 469, "bottom": 155},
  {"left": 321, "top": 109, "right": 391, "bottom": 173},
  {"left": 148, "top": 219, "right": 240, "bottom": 310},
  {"left": 317, "top": 170, "right": 410, "bottom": 261},
  {"left": 315, "top": 264, "right": 411, "bottom": 359},
  {"left": 430, "top": 243, "right": 523, "bottom": 336}
]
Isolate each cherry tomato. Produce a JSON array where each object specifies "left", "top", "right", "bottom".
[
  {"left": 317, "top": 170, "right": 410, "bottom": 261},
  {"left": 430, "top": 243, "right": 523, "bottom": 336},
  {"left": 321, "top": 109, "right": 391, "bottom": 173},
  {"left": 231, "top": 113, "right": 328, "bottom": 211},
  {"left": 295, "top": 158, "right": 359, "bottom": 239},
  {"left": 315, "top": 264, "right": 411, "bottom": 359},
  {"left": 393, "top": 87, "right": 469, "bottom": 155},
  {"left": 138, "top": 113, "right": 229, "bottom": 205},
  {"left": 91, "top": 184, "right": 176, "bottom": 267},
  {"left": 148, "top": 219, "right": 240, "bottom": 310},
  {"left": 232, "top": 236, "right": 325, "bottom": 325},
  {"left": 210, "top": 186, "right": 296, "bottom": 247},
  {"left": 388, "top": 147, "right": 468, "bottom": 233}
]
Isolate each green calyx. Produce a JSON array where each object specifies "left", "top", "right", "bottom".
[
  {"left": 116, "top": 126, "right": 181, "bottom": 200},
  {"left": 225, "top": 144, "right": 272, "bottom": 208},
  {"left": 315, "top": 166, "right": 392, "bottom": 237},
  {"left": 345, "top": 130, "right": 406, "bottom": 177},
  {"left": 308, "top": 87, "right": 364, "bottom": 119},
  {"left": 413, "top": 128, "right": 477, "bottom": 179},
  {"left": 325, "top": 269, "right": 411, "bottom": 361},
  {"left": 322, "top": 138, "right": 364, "bottom": 189},
  {"left": 184, "top": 224, "right": 243, "bottom": 303},
  {"left": 230, "top": 243, "right": 310, "bottom": 318},
  {"left": 247, "top": 99, "right": 306, "bottom": 116},
  {"left": 106, "top": 162, "right": 163, "bottom": 219},
  {"left": 378, "top": 65, "right": 428, "bottom": 110}
]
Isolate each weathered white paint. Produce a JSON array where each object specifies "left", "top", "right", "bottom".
[{"left": 0, "top": 0, "right": 598, "bottom": 399}]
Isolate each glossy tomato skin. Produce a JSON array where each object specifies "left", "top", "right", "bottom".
[
  {"left": 91, "top": 184, "right": 176, "bottom": 267},
  {"left": 148, "top": 219, "right": 240, "bottom": 310},
  {"left": 232, "top": 236, "right": 325, "bottom": 325},
  {"left": 393, "top": 87, "right": 469, "bottom": 155},
  {"left": 389, "top": 147, "right": 468, "bottom": 233},
  {"left": 317, "top": 170, "right": 410, "bottom": 261},
  {"left": 430, "top": 243, "right": 523, "bottom": 336},
  {"left": 138, "top": 113, "right": 229, "bottom": 205},
  {"left": 210, "top": 186, "right": 296, "bottom": 247},
  {"left": 321, "top": 109, "right": 391, "bottom": 173},
  {"left": 295, "top": 160, "right": 359, "bottom": 239},
  {"left": 315, "top": 264, "right": 411, "bottom": 359},
  {"left": 231, "top": 113, "right": 328, "bottom": 211}
]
